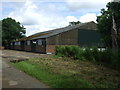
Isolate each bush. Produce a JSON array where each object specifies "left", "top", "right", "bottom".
[
  {"left": 55, "top": 46, "right": 84, "bottom": 60},
  {"left": 70, "top": 46, "right": 84, "bottom": 60},
  {"left": 55, "top": 46, "right": 65, "bottom": 57},
  {"left": 108, "top": 50, "right": 120, "bottom": 69},
  {"left": 55, "top": 46, "right": 120, "bottom": 69},
  {"left": 83, "top": 47, "right": 94, "bottom": 61}
]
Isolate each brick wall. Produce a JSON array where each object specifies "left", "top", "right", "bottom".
[
  {"left": 14, "top": 46, "right": 21, "bottom": 50},
  {"left": 25, "top": 45, "right": 31, "bottom": 51},
  {"left": 46, "top": 45, "right": 78, "bottom": 54},
  {"left": 36, "top": 45, "right": 46, "bottom": 53},
  {"left": 46, "top": 45, "right": 56, "bottom": 54}
]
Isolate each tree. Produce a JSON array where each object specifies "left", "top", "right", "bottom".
[
  {"left": 69, "top": 21, "right": 81, "bottom": 26},
  {"left": 107, "top": 2, "right": 120, "bottom": 49},
  {"left": 0, "top": 20, "right": 2, "bottom": 46},
  {"left": 97, "top": 2, "right": 120, "bottom": 49},
  {"left": 2, "top": 17, "right": 26, "bottom": 48}
]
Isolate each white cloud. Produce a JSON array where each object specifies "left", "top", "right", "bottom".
[
  {"left": 0, "top": 3, "right": 2, "bottom": 20},
  {"left": 79, "top": 13, "right": 97, "bottom": 23},
  {"left": 97, "top": 13, "right": 102, "bottom": 16},
  {"left": 66, "top": 13, "right": 97, "bottom": 23},
  {"left": 4, "top": 0, "right": 111, "bottom": 36},
  {"left": 66, "top": 16, "right": 78, "bottom": 22},
  {"left": 112, "top": 0, "right": 120, "bottom": 2},
  {"left": 66, "top": 0, "right": 111, "bottom": 11},
  {"left": 7, "top": 0, "right": 69, "bottom": 36},
  {"left": 24, "top": 25, "right": 52, "bottom": 36},
  {"left": 2, "top": 0, "right": 26, "bottom": 2},
  {"left": 8, "top": 0, "right": 40, "bottom": 25}
]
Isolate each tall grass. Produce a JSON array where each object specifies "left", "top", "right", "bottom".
[{"left": 55, "top": 46, "right": 120, "bottom": 69}]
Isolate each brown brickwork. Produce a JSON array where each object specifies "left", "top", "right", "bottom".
[
  {"left": 46, "top": 45, "right": 56, "bottom": 54},
  {"left": 17, "top": 46, "right": 21, "bottom": 50},
  {"left": 46, "top": 45, "right": 78, "bottom": 54},
  {"left": 14, "top": 46, "right": 21, "bottom": 50},
  {"left": 25, "top": 45, "right": 31, "bottom": 51},
  {"left": 36, "top": 45, "right": 46, "bottom": 53}
]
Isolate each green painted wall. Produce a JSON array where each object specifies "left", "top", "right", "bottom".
[{"left": 78, "top": 29, "right": 102, "bottom": 47}]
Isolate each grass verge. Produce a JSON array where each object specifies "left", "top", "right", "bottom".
[
  {"left": 11, "top": 59, "right": 94, "bottom": 88},
  {"left": 11, "top": 57, "right": 120, "bottom": 88}
]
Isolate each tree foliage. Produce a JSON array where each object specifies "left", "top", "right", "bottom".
[
  {"left": 69, "top": 21, "right": 81, "bottom": 26},
  {"left": 2, "top": 17, "right": 26, "bottom": 48},
  {"left": 97, "top": 2, "right": 120, "bottom": 48},
  {"left": 107, "top": 2, "right": 120, "bottom": 49},
  {"left": 0, "top": 20, "right": 2, "bottom": 46}
]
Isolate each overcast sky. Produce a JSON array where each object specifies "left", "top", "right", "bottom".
[{"left": 1, "top": 0, "right": 111, "bottom": 36}]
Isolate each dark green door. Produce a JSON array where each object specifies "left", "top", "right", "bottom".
[
  {"left": 31, "top": 40, "right": 36, "bottom": 52},
  {"left": 21, "top": 41, "right": 25, "bottom": 51},
  {"left": 78, "top": 29, "right": 102, "bottom": 47}
]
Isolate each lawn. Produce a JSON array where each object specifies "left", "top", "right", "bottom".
[{"left": 11, "top": 56, "right": 120, "bottom": 88}]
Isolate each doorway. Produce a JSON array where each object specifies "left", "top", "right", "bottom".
[{"left": 31, "top": 40, "right": 36, "bottom": 52}]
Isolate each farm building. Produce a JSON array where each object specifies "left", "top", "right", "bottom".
[{"left": 10, "top": 21, "right": 103, "bottom": 54}]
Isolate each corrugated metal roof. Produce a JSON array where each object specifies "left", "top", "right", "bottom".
[
  {"left": 30, "top": 21, "right": 97, "bottom": 40},
  {"left": 17, "top": 21, "right": 97, "bottom": 41}
]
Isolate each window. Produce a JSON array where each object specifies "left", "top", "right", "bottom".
[
  {"left": 38, "top": 40, "right": 42, "bottom": 45},
  {"left": 27, "top": 41, "right": 30, "bottom": 45},
  {"left": 15, "top": 42, "right": 17, "bottom": 45},
  {"left": 11, "top": 42, "right": 13, "bottom": 45},
  {"left": 18, "top": 42, "right": 21, "bottom": 45}
]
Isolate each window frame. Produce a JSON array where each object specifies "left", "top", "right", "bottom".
[{"left": 38, "top": 40, "right": 43, "bottom": 45}]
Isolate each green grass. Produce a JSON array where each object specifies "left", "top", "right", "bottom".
[
  {"left": 12, "top": 60, "right": 94, "bottom": 88},
  {"left": 11, "top": 57, "right": 120, "bottom": 88}
]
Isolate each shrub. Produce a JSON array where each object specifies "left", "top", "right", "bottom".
[
  {"left": 94, "top": 49, "right": 120, "bottom": 69},
  {"left": 55, "top": 46, "right": 65, "bottom": 57},
  {"left": 92, "top": 47, "right": 100, "bottom": 60},
  {"left": 71, "top": 46, "right": 84, "bottom": 60},
  {"left": 64, "top": 46, "right": 73, "bottom": 57},
  {"left": 55, "top": 46, "right": 84, "bottom": 60},
  {"left": 55, "top": 46, "right": 120, "bottom": 70},
  {"left": 83, "top": 47, "right": 94, "bottom": 61},
  {"left": 109, "top": 50, "right": 120, "bottom": 69}
]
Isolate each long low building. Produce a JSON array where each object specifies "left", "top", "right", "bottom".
[{"left": 10, "top": 21, "right": 103, "bottom": 54}]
